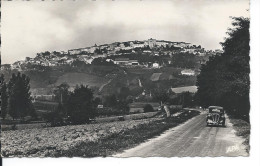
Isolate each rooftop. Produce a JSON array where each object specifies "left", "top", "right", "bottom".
[{"left": 171, "top": 86, "right": 198, "bottom": 94}]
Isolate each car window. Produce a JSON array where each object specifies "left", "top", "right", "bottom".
[{"left": 209, "top": 108, "right": 223, "bottom": 113}]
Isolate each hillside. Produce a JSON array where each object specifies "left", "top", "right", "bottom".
[{"left": 54, "top": 72, "right": 109, "bottom": 88}]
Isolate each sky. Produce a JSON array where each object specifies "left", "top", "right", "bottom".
[{"left": 1, "top": 0, "right": 249, "bottom": 64}]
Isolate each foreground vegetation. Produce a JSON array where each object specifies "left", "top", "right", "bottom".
[
  {"left": 196, "top": 17, "right": 250, "bottom": 121},
  {"left": 1, "top": 109, "right": 200, "bottom": 157},
  {"left": 52, "top": 109, "right": 200, "bottom": 157},
  {"left": 228, "top": 115, "right": 250, "bottom": 154}
]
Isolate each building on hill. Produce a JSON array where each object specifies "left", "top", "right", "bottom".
[
  {"left": 114, "top": 58, "right": 139, "bottom": 66},
  {"left": 154, "top": 51, "right": 159, "bottom": 56},
  {"left": 174, "top": 42, "right": 190, "bottom": 48},
  {"left": 114, "top": 58, "right": 130, "bottom": 65},
  {"left": 181, "top": 69, "right": 195, "bottom": 76},
  {"left": 1, "top": 64, "right": 11, "bottom": 70},
  {"left": 171, "top": 86, "right": 198, "bottom": 94},
  {"left": 148, "top": 38, "right": 156, "bottom": 48},
  {"left": 156, "top": 40, "right": 168, "bottom": 47},
  {"left": 128, "top": 60, "right": 139, "bottom": 66},
  {"left": 152, "top": 62, "right": 160, "bottom": 68},
  {"left": 68, "top": 48, "right": 82, "bottom": 55}
]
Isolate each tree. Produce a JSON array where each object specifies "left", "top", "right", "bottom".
[
  {"left": 53, "top": 83, "right": 70, "bottom": 104},
  {"left": 91, "top": 57, "right": 114, "bottom": 66},
  {"left": 143, "top": 104, "right": 154, "bottom": 113},
  {"left": 66, "top": 85, "right": 96, "bottom": 124},
  {"left": 117, "top": 100, "right": 130, "bottom": 114},
  {"left": 181, "top": 92, "right": 194, "bottom": 107},
  {"left": 171, "top": 53, "right": 197, "bottom": 68},
  {"left": 153, "top": 88, "right": 170, "bottom": 104},
  {"left": 196, "top": 17, "right": 250, "bottom": 121},
  {"left": 104, "top": 94, "right": 117, "bottom": 107},
  {"left": 118, "top": 87, "right": 130, "bottom": 100},
  {"left": 44, "top": 103, "right": 64, "bottom": 127},
  {"left": 7, "top": 72, "right": 35, "bottom": 119},
  {"left": 1, "top": 75, "right": 8, "bottom": 119},
  {"left": 71, "top": 60, "right": 86, "bottom": 68},
  {"left": 94, "top": 97, "right": 102, "bottom": 107}
]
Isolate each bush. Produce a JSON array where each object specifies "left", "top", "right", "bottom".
[
  {"left": 143, "top": 104, "right": 154, "bottom": 113},
  {"left": 66, "top": 85, "right": 96, "bottom": 125},
  {"left": 43, "top": 111, "right": 64, "bottom": 127}
]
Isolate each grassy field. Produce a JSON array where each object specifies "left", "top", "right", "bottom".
[
  {"left": 1, "top": 118, "right": 160, "bottom": 157},
  {"left": 1, "top": 109, "right": 200, "bottom": 157}
]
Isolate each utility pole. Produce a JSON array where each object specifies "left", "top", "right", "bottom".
[{"left": 61, "top": 93, "right": 63, "bottom": 104}]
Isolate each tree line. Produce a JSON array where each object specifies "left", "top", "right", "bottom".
[
  {"left": 196, "top": 17, "right": 250, "bottom": 121},
  {"left": 0, "top": 73, "right": 36, "bottom": 120}
]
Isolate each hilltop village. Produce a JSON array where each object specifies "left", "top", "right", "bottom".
[{"left": 1, "top": 38, "right": 222, "bottom": 71}]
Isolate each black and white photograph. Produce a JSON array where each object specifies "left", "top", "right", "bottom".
[{"left": 0, "top": 0, "right": 258, "bottom": 162}]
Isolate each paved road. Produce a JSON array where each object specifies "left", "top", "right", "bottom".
[{"left": 115, "top": 111, "right": 248, "bottom": 157}]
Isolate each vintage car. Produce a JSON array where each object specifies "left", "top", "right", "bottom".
[{"left": 206, "top": 106, "right": 225, "bottom": 126}]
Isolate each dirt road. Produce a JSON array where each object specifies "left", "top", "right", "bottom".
[{"left": 115, "top": 111, "right": 248, "bottom": 157}]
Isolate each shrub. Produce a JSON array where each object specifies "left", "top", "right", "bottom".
[
  {"left": 43, "top": 110, "right": 64, "bottom": 127},
  {"left": 66, "top": 85, "right": 96, "bottom": 124},
  {"left": 143, "top": 104, "right": 154, "bottom": 113}
]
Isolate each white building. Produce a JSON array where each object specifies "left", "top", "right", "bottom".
[
  {"left": 128, "top": 60, "right": 139, "bottom": 66},
  {"left": 147, "top": 38, "right": 156, "bottom": 48},
  {"left": 114, "top": 58, "right": 130, "bottom": 65},
  {"left": 156, "top": 40, "right": 168, "bottom": 47},
  {"left": 181, "top": 69, "right": 195, "bottom": 76},
  {"left": 152, "top": 62, "right": 160, "bottom": 68},
  {"left": 171, "top": 86, "right": 198, "bottom": 94}
]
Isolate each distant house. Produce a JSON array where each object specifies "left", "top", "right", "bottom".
[
  {"left": 0, "top": 64, "right": 11, "bottom": 70},
  {"left": 181, "top": 69, "right": 195, "bottom": 76},
  {"left": 32, "top": 95, "right": 55, "bottom": 102},
  {"left": 171, "top": 86, "right": 198, "bottom": 94},
  {"left": 114, "top": 58, "right": 139, "bottom": 66},
  {"left": 68, "top": 49, "right": 82, "bottom": 55},
  {"left": 114, "top": 58, "right": 129, "bottom": 65},
  {"left": 106, "top": 59, "right": 114, "bottom": 62},
  {"left": 147, "top": 38, "right": 156, "bottom": 48},
  {"left": 128, "top": 102, "right": 160, "bottom": 113},
  {"left": 152, "top": 62, "right": 160, "bottom": 68},
  {"left": 97, "top": 105, "right": 104, "bottom": 109},
  {"left": 154, "top": 51, "right": 159, "bottom": 56},
  {"left": 128, "top": 60, "right": 139, "bottom": 66}
]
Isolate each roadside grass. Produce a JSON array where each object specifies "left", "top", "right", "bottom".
[
  {"left": 52, "top": 110, "right": 200, "bottom": 157},
  {"left": 229, "top": 118, "right": 250, "bottom": 154}
]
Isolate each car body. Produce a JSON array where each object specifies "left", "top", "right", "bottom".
[{"left": 206, "top": 106, "right": 225, "bottom": 126}]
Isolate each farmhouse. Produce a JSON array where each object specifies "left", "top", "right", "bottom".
[
  {"left": 114, "top": 58, "right": 129, "bottom": 65},
  {"left": 152, "top": 62, "right": 160, "bottom": 68},
  {"left": 114, "top": 58, "right": 139, "bottom": 66},
  {"left": 128, "top": 60, "right": 139, "bottom": 65},
  {"left": 171, "top": 86, "right": 198, "bottom": 94},
  {"left": 181, "top": 69, "right": 195, "bottom": 76}
]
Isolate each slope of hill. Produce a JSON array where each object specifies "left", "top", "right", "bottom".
[{"left": 54, "top": 72, "right": 109, "bottom": 88}]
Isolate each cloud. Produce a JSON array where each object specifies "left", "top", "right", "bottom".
[{"left": 1, "top": 0, "right": 249, "bottom": 64}]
